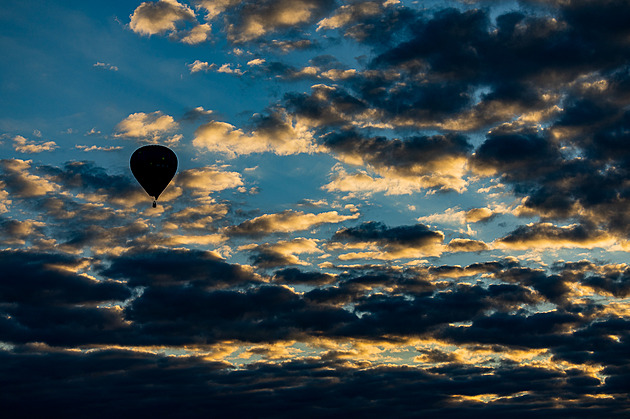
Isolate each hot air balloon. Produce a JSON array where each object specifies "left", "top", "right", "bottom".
[{"left": 130, "top": 145, "right": 177, "bottom": 207}]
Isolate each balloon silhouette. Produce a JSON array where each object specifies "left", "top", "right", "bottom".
[{"left": 130, "top": 145, "right": 178, "bottom": 207}]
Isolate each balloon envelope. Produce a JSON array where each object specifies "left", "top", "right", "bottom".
[{"left": 130, "top": 145, "right": 177, "bottom": 203}]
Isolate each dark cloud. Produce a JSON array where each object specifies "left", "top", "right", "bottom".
[
  {"left": 472, "top": 116, "right": 630, "bottom": 233},
  {"left": 125, "top": 284, "right": 356, "bottom": 344},
  {"left": 41, "top": 160, "right": 140, "bottom": 203},
  {"left": 0, "top": 250, "right": 129, "bottom": 307},
  {"left": 102, "top": 247, "right": 259, "bottom": 288},
  {"left": 552, "top": 260, "right": 630, "bottom": 298},
  {"left": 3, "top": 348, "right": 626, "bottom": 418},
  {"left": 440, "top": 309, "right": 582, "bottom": 348},
  {"left": 2, "top": 244, "right": 628, "bottom": 414},
  {"left": 374, "top": 8, "right": 489, "bottom": 81},
  {"left": 0, "top": 250, "right": 131, "bottom": 346},
  {"left": 471, "top": 127, "right": 561, "bottom": 180},
  {"left": 273, "top": 267, "right": 336, "bottom": 286},
  {"left": 323, "top": 130, "right": 472, "bottom": 174},
  {"left": 374, "top": 5, "right": 630, "bottom": 84},
  {"left": 270, "top": 2, "right": 630, "bottom": 135},
  {"left": 332, "top": 221, "right": 444, "bottom": 253},
  {"left": 284, "top": 84, "right": 370, "bottom": 128},
  {"left": 583, "top": 274, "right": 630, "bottom": 298},
  {"left": 497, "top": 222, "right": 611, "bottom": 249}
]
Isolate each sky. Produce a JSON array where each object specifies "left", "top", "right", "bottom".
[{"left": 1, "top": 0, "right": 629, "bottom": 416}]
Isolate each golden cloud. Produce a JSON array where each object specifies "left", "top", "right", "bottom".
[
  {"left": 129, "top": 0, "right": 195, "bottom": 36},
  {"left": 192, "top": 117, "right": 317, "bottom": 157},
  {"left": 13, "top": 135, "right": 58, "bottom": 153},
  {"left": 114, "top": 111, "right": 179, "bottom": 140},
  {"left": 175, "top": 166, "right": 244, "bottom": 195},
  {"left": 227, "top": 210, "right": 360, "bottom": 236}
]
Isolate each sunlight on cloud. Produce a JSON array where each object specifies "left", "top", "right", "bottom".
[
  {"left": 192, "top": 117, "right": 318, "bottom": 157},
  {"left": 114, "top": 111, "right": 179, "bottom": 141},
  {"left": 129, "top": 0, "right": 196, "bottom": 36},
  {"left": 175, "top": 166, "right": 243, "bottom": 195},
  {"left": 226, "top": 210, "right": 360, "bottom": 236},
  {"left": 13, "top": 135, "right": 58, "bottom": 153},
  {"left": 179, "top": 23, "right": 211, "bottom": 44},
  {"left": 0, "top": 159, "right": 59, "bottom": 197}
]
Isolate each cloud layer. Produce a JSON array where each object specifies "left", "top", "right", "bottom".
[{"left": 2, "top": 0, "right": 630, "bottom": 416}]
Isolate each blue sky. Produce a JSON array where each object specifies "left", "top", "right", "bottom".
[{"left": 1, "top": 0, "right": 630, "bottom": 416}]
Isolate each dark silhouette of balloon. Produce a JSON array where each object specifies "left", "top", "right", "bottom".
[{"left": 130, "top": 145, "right": 177, "bottom": 207}]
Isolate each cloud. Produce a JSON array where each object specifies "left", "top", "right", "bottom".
[
  {"left": 465, "top": 207, "right": 495, "bottom": 223},
  {"left": 178, "top": 23, "right": 212, "bottom": 44},
  {"left": 331, "top": 221, "right": 445, "bottom": 259},
  {"left": 0, "top": 182, "right": 10, "bottom": 213},
  {"left": 273, "top": 267, "right": 336, "bottom": 285},
  {"left": 0, "top": 159, "right": 59, "bottom": 198},
  {"left": 168, "top": 202, "right": 229, "bottom": 229},
  {"left": 225, "top": 0, "right": 336, "bottom": 43},
  {"left": 175, "top": 166, "right": 243, "bottom": 196},
  {"left": 242, "top": 237, "right": 323, "bottom": 268},
  {"left": 195, "top": 0, "right": 240, "bottom": 20},
  {"left": 0, "top": 218, "right": 45, "bottom": 246},
  {"left": 114, "top": 111, "right": 179, "bottom": 141},
  {"left": 496, "top": 222, "right": 616, "bottom": 250},
  {"left": 129, "top": 0, "right": 196, "bottom": 36},
  {"left": 57, "top": 220, "right": 152, "bottom": 255},
  {"left": 226, "top": 210, "right": 360, "bottom": 237},
  {"left": 447, "top": 238, "right": 489, "bottom": 253},
  {"left": 39, "top": 161, "right": 147, "bottom": 208},
  {"left": 471, "top": 126, "right": 561, "bottom": 179},
  {"left": 284, "top": 84, "right": 372, "bottom": 128},
  {"left": 247, "top": 58, "right": 266, "bottom": 66},
  {"left": 3, "top": 348, "right": 626, "bottom": 417},
  {"left": 317, "top": 0, "right": 413, "bottom": 46},
  {"left": 217, "top": 63, "right": 244, "bottom": 75},
  {"left": 93, "top": 62, "right": 118, "bottom": 71},
  {"left": 0, "top": 250, "right": 131, "bottom": 346},
  {"left": 192, "top": 113, "right": 317, "bottom": 157},
  {"left": 321, "top": 131, "right": 472, "bottom": 182},
  {"left": 417, "top": 206, "right": 498, "bottom": 227},
  {"left": 13, "top": 135, "right": 58, "bottom": 153},
  {"left": 75, "top": 145, "right": 123, "bottom": 152},
  {"left": 102, "top": 247, "right": 259, "bottom": 289},
  {"left": 182, "top": 106, "right": 214, "bottom": 121},
  {"left": 317, "top": 2, "right": 382, "bottom": 31},
  {"left": 188, "top": 60, "right": 217, "bottom": 73}
]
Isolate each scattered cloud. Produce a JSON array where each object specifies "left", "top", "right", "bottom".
[
  {"left": 114, "top": 111, "right": 179, "bottom": 141},
  {"left": 93, "top": 62, "right": 118, "bottom": 71},
  {"left": 13, "top": 135, "right": 58, "bottom": 153},
  {"left": 227, "top": 209, "right": 359, "bottom": 237},
  {"left": 188, "top": 60, "right": 217, "bottom": 73},
  {"left": 192, "top": 113, "right": 317, "bottom": 157},
  {"left": 175, "top": 166, "right": 244, "bottom": 196},
  {"left": 129, "top": 0, "right": 196, "bottom": 36}
]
